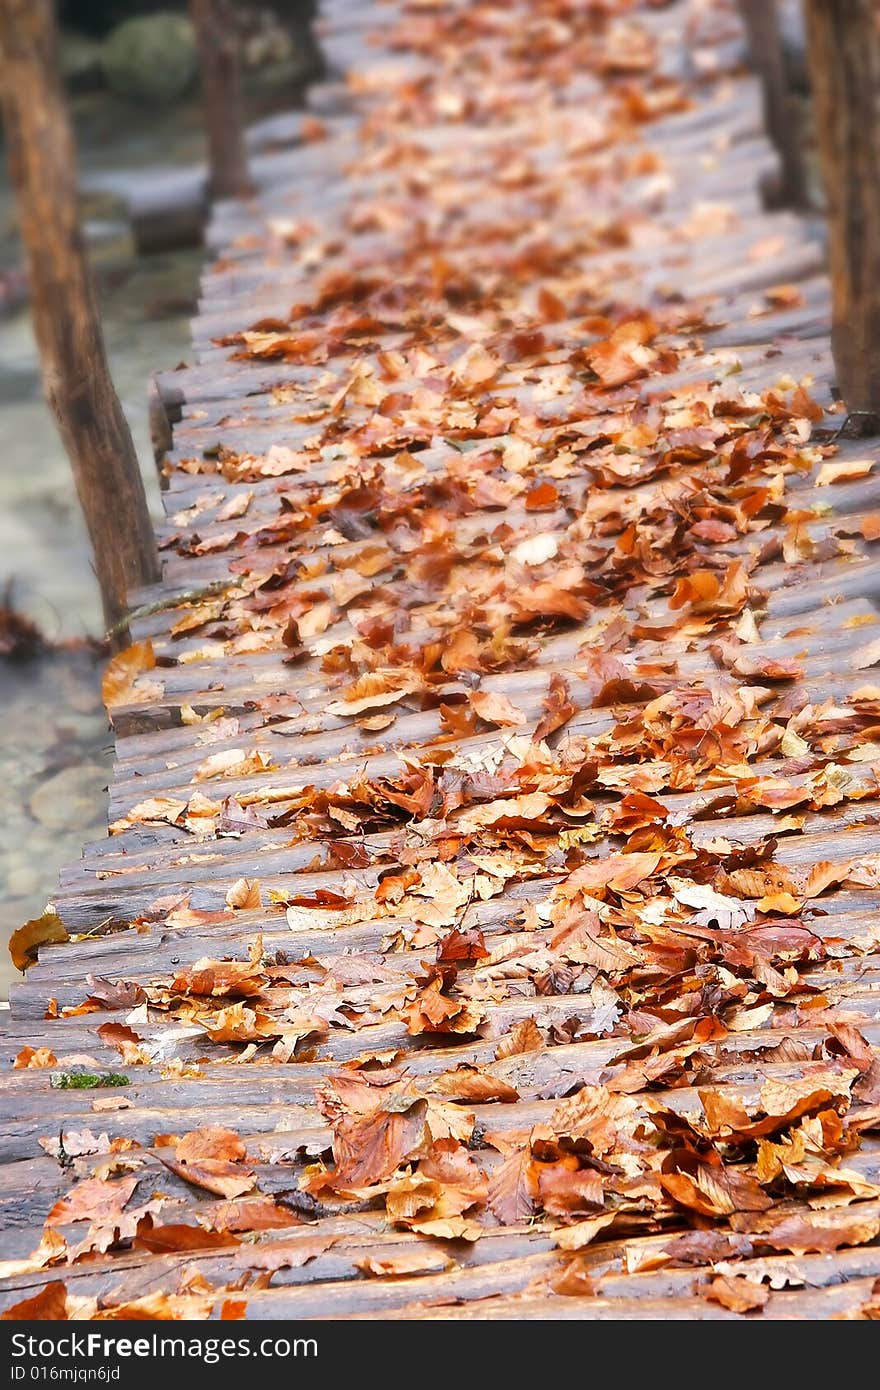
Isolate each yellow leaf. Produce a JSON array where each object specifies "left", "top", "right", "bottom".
[{"left": 9, "top": 912, "right": 68, "bottom": 972}]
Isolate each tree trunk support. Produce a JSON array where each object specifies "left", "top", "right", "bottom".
[
  {"left": 190, "top": 0, "right": 255, "bottom": 201},
  {"left": 804, "top": 0, "right": 880, "bottom": 422},
  {"left": 0, "top": 0, "right": 160, "bottom": 640},
  {"left": 739, "top": 0, "right": 809, "bottom": 208}
]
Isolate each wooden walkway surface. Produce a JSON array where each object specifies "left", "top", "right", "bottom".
[{"left": 4, "top": 0, "right": 880, "bottom": 1320}]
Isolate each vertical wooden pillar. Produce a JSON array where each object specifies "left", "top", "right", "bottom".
[
  {"left": 738, "top": 0, "right": 808, "bottom": 208},
  {"left": 805, "top": 0, "right": 880, "bottom": 419},
  {"left": 0, "top": 0, "right": 160, "bottom": 638},
  {"left": 190, "top": 0, "right": 255, "bottom": 201}
]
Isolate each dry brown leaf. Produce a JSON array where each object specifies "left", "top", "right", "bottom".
[
  {"left": 332, "top": 1099, "right": 429, "bottom": 1188},
  {"left": 202, "top": 1001, "right": 282, "bottom": 1043},
  {"left": 385, "top": 1143, "right": 487, "bottom": 1233},
  {"left": 661, "top": 1165, "right": 772, "bottom": 1217},
  {"left": 549, "top": 1256, "right": 599, "bottom": 1296},
  {"left": 587, "top": 317, "right": 656, "bottom": 388},
  {"left": 429, "top": 1065, "right": 519, "bottom": 1105},
  {"left": 160, "top": 1127, "right": 256, "bottom": 1199},
  {"left": 96, "top": 1022, "right": 147, "bottom": 1064},
  {"left": 176, "top": 1127, "right": 246, "bottom": 1164},
  {"left": 455, "top": 792, "right": 553, "bottom": 832},
  {"left": 402, "top": 978, "right": 484, "bottom": 1036},
  {"left": 84, "top": 977, "right": 147, "bottom": 1011},
  {"left": 94, "top": 1291, "right": 214, "bottom": 1320},
  {"left": 201, "top": 1196, "right": 297, "bottom": 1233},
  {"left": 487, "top": 1148, "right": 533, "bottom": 1226},
  {"left": 743, "top": 1205, "right": 880, "bottom": 1255},
  {"left": 1, "top": 1281, "right": 68, "bottom": 1321},
  {"left": 102, "top": 640, "right": 156, "bottom": 708},
  {"left": 816, "top": 458, "right": 875, "bottom": 487},
  {"left": 134, "top": 1220, "right": 238, "bottom": 1254},
  {"left": 172, "top": 956, "right": 265, "bottom": 998},
  {"left": 225, "top": 877, "right": 262, "bottom": 910},
  {"left": 703, "top": 1274, "right": 770, "bottom": 1314},
  {"left": 326, "top": 671, "right": 422, "bottom": 717},
  {"left": 160, "top": 1156, "right": 256, "bottom": 1200},
  {"left": 355, "top": 1249, "right": 455, "bottom": 1278},
  {"left": 468, "top": 689, "right": 528, "bottom": 727},
  {"left": 234, "top": 1234, "right": 338, "bottom": 1272},
  {"left": 47, "top": 1175, "right": 140, "bottom": 1228},
  {"left": 14, "top": 1046, "right": 57, "bottom": 1069},
  {"left": 495, "top": 1017, "right": 544, "bottom": 1059},
  {"left": 9, "top": 912, "right": 68, "bottom": 972},
  {"left": 553, "top": 1213, "right": 617, "bottom": 1250},
  {"left": 535, "top": 673, "right": 578, "bottom": 740},
  {"left": 563, "top": 852, "right": 662, "bottom": 897}
]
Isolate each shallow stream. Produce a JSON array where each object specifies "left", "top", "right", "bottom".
[{"left": 0, "top": 103, "right": 205, "bottom": 996}]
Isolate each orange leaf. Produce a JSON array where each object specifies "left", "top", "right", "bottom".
[
  {"left": 586, "top": 317, "right": 657, "bottom": 388},
  {"left": 14, "top": 1046, "right": 57, "bottom": 1069},
  {"left": 535, "top": 673, "right": 578, "bottom": 740},
  {"left": 403, "top": 978, "right": 484, "bottom": 1036},
  {"left": 47, "top": 1175, "right": 140, "bottom": 1227},
  {"left": 326, "top": 670, "right": 422, "bottom": 717},
  {"left": 1, "top": 1281, "right": 68, "bottom": 1321},
  {"left": 703, "top": 1275, "right": 769, "bottom": 1314},
  {"left": 102, "top": 640, "right": 156, "bottom": 708},
  {"left": 9, "top": 912, "right": 68, "bottom": 972},
  {"left": 469, "top": 689, "right": 527, "bottom": 727},
  {"left": 495, "top": 1017, "right": 544, "bottom": 1059}
]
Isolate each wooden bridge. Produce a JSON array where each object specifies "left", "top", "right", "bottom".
[{"left": 3, "top": 0, "right": 880, "bottom": 1320}]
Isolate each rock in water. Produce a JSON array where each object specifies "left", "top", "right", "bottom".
[
  {"left": 59, "top": 30, "right": 103, "bottom": 93},
  {"left": 101, "top": 13, "right": 197, "bottom": 104}
]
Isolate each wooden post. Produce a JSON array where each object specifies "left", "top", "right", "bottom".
[
  {"left": 738, "top": 0, "right": 808, "bottom": 208},
  {"left": 0, "top": 0, "right": 160, "bottom": 639},
  {"left": 190, "top": 0, "right": 255, "bottom": 201},
  {"left": 804, "top": 0, "right": 880, "bottom": 422}
]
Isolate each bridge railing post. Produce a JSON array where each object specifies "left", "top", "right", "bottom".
[
  {"left": 0, "top": 0, "right": 160, "bottom": 641},
  {"left": 738, "top": 0, "right": 809, "bottom": 208},
  {"left": 189, "top": 0, "right": 255, "bottom": 201},
  {"left": 804, "top": 0, "right": 880, "bottom": 424}
]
